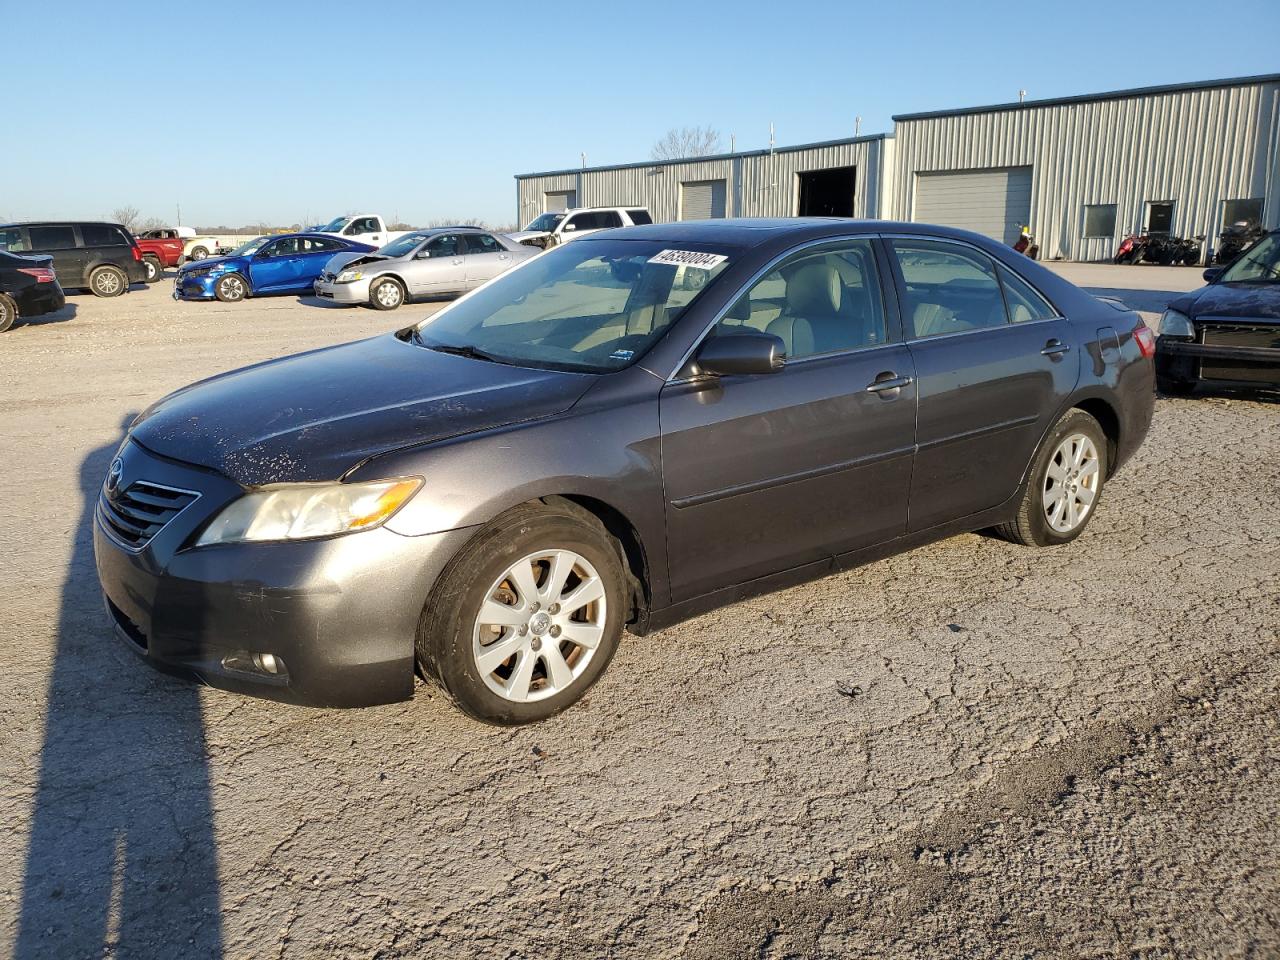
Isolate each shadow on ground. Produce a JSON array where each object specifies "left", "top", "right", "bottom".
[{"left": 15, "top": 416, "right": 223, "bottom": 958}]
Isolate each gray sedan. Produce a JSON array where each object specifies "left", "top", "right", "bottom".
[{"left": 313, "top": 228, "right": 536, "bottom": 310}]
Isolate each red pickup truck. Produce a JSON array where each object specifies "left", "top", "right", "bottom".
[{"left": 134, "top": 230, "right": 186, "bottom": 282}]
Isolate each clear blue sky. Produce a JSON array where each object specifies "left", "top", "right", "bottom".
[{"left": 4, "top": 0, "right": 1276, "bottom": 229}]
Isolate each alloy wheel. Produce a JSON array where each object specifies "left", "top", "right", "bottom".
[
  {"left": 472, "top": 549, "right": 607, "bottom": 703},
  {"left": 1043, "top": 433, "right": 1100, "bottom": 533},
  {"left": 374, "top": 281, "right": 402, "bottom": 308},
  {"left": 219, "top": 276, "right": 245, "bottom": 301},
  {"left": 95, "top": 271, "right": 121, "bottom": 295}
]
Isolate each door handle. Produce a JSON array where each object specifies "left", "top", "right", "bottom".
[
  {"left": 1041, "top": 339, "right": 1072, "bottom": 357},
  {"left": 865, "top": 372, "right": 913, "bottom": 394}
]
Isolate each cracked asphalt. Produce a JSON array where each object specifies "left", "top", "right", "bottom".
[{"left": 1, "top": 265, "right": 1276, "bottom": 959}]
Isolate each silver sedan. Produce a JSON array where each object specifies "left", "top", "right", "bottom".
[{"left": 313, "top": 228, "right": 537, "bottom": 310}]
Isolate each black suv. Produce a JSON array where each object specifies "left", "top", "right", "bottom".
[
  {"left": 0, "top": 251, "right": 66, "bottom": 331},
  {"left": 0, "top": 221, "right": 146, "bottom": 297}
]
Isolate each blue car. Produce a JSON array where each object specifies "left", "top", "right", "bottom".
[
  {"left": 174, "top": 233, "right": 376, "bottom": 303},
  {"left": 1156, "top": 230, "right": 1280, "bottom": 394}
]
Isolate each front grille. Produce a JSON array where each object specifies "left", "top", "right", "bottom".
[
  {"left": 99, "top": 480, "right": 199, "bottom": 550},
  {"left": 1200, "top": 323, "right": 1280, "bottom": 350}
]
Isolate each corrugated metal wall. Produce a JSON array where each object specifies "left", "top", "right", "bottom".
[
  {"left": 891, "top": 80, "right": 1280, "bottom": 261},
  {"left": 516, "top": 137, "right": 888, "bottom": 229}
]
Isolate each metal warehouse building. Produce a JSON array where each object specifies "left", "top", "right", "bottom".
[{"left": 515, "top": 73, "right": 1280, "bottom": 262}]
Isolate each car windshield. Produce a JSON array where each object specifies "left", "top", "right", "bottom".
[
  {"left": 1220, "top": 233, "right": 1280, "bottom": 282},
  {"left": 524, "top": 213, "right": 565, "bottom": 232},
  {"left": 226, "top": 236, "right": 269, "bottom": 258},
  {"left": 411, "top": 238, "right": 736, "bottom": 373},
  {"left": 377, "top": 233, "right": 432, "bottom": 258},
  {"left": 318, "top": 217, "right": 349, "bottom": 233}
]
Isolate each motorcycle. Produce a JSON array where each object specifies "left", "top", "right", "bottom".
[
  {"left": 1115, "top": 231, "right": 1202, "bottom": 266},
  {"left": 1172, "top": 234, "right": 1205, "bottom": 267},
  {"left": 1216, "top": 220, "right": 1265, "bottom": 264},
  {"left": 1114, "top": 232, "right": 1148, "bottom": 264},
  {"left": 1012, "top": 224, "right": 1040, "bottom": 259}
]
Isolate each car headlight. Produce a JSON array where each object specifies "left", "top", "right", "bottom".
[
  {"left": 1159, "top": 308, "right": 1194, "bottom": 338},
  {"left": 195, "top": 477, "right": 422, "bottom": 546},
  {"left": 336, "top": 269, "right": 363, "bottom": 283}
]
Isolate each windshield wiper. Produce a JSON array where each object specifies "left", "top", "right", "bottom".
[{"left": 424, "top": 341, "right": 513, "bottom": 365}]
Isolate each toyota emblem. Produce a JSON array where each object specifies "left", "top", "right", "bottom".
[{"left": 106, "top": 457, "right": 124, "bottom": 496}]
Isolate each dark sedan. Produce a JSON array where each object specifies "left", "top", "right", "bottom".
[
  {"left": 94, "top": 219, "right": 1155, "bottom": 724},
  {"left": 0, "top": 251, "right": 66, "bottom": 331},
  {"left": 1156, "top": 230, "right": 1280, "bottom": 394}
]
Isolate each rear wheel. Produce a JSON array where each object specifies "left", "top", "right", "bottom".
[
  {"left": 143, "top": 256, "right": 162, "bottom": 282},
  {"left": 189, "top": 245, "right": 209, "bottom": 261},
  {"left": 214, "top": 273, "right": 248, "bottom": 302},
  {"left": 369, "top": 276, "right": 405, "bottom": 310},
  {"left": 0, "top": 293, "right": 16, "bottom": 332},
  {"left": 89, "top": 265, "right": 127, "bottom": 297},
  {"left": 416, "top": 500, "right": 627, "bottom": 725},
  {"left": 996, "top": 409, "right": 1107, "bottom": 547}
]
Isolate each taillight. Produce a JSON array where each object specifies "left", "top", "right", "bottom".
[
  {"left": 131, "top": 246, "right": 142, "bottom": 261},
  {"left": 17, "top": 267, "right": 56, "bottom": 283},
  {"left": 1133, "top": 321, "right": 1156, "bottom": 358}
]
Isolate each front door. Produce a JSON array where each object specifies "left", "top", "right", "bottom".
[
  {"left": 660, "top": 238, "right": 916, "bottom": 603},
  {"left": 407, "top": 234, "right": 467, "bottom": 296},
  {"left": 886, "top": 237, "right": 1079, "bottom": 531},
  {"left": 249, "top": 237, "right": 307, "bottom": 291}
]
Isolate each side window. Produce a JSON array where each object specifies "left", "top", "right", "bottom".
[
  {"left": 263, "top": 238, "right": 297, "bottom": 257},
  {"left": 346, "top": 217, "right": 378, "bottom": 234},
  {"left": 626, "top": 210, "right": 653, "bottom": 225},
  {"left": 0, "top": 227, "right": 27, "bottom": 252},
  {"left": 996, "top": 264, "right": 1057, "bottom": 323},
  {"left": 28, "top": 225, "right": 77, "bottom": 250},
  {"left": 599, "top": 211, "right": 623, "bottom": 228},
  {"left": 426, "top": 235, "right": 460, "bottom": 258},
  {"left": 464, "top": 234, "right": 502, "bottom": 254},
  {"left": 716, "top": 239, "right": 888, "bottom": 360},
  {"left": 563, "top": 214, "right": 587, "bottom": 232},
  {"left": 891, "top": 240, "right": 1007, "bottom": 338}
]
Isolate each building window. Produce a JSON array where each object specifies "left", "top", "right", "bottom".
[
  {"left": 1083, "top": 204, "right": 1117, "bottom": 238},
  {"left": 1223, "top": 198, "right": 1263, "bottom": 228}
]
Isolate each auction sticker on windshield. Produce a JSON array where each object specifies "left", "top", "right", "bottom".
[{"left": 648, "top": 249, "right": 728, "bottom": 270}]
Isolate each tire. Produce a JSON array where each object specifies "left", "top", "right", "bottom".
[
  {"left": 996, "top": 409, "right": 1108, "bottom": 548},
  {"left": 0, "top": 293, "right": 16, "bottom": 333},
  {"left": 1156, "top": 375, "right": 1196, "bottom": 396},
  {"left": 369, "top": 276, "right": 405, "bottom": 310},
  {"left": 89, "top": 265, "right": 127, "bottom": 297},
  {"left": 416, "top": 499, "right": 627, "bottom": 725},
  {"left": 143, "top": 256, "right": 162, "bottom": 283},
  {"left": 214, "top": 273, "right": 248, "bottom": 303},
  {"left": 189, "top": 245, "right": 210, "bottom": 261}
]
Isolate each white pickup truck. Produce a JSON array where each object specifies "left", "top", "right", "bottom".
[{"left": 310, "top": 214, "right": 409, "bottom": 248}]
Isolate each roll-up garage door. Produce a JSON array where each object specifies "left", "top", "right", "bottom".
[
  {"left": 913, "top": 167, "right": 1032, "bottom": 246},
  {"left": 680, "top": 179, "right": 727, "bottom": 220},
  {"left": 545, "top": 191, "right": 576, "bottom": 212}
]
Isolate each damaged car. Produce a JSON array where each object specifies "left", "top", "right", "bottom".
[{"left": 314, "top": 228, "right": 536, "bottom": 310}]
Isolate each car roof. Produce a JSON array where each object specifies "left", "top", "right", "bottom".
[
  {"left": 583, "top": 217, "right": 1014, "bottom": 249},
  {"left": 562, "top": 206, "right": 648, "bottom": 213},
  {"left": 0, "top": 220, "right": 127, "bottom": 228}
]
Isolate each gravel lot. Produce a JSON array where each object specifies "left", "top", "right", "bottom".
[{"left": 1, "top": 264, "right": 1276, "bottom": 959}]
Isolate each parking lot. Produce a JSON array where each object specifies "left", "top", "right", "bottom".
[{"left": 1, "top": 264, "right": 1277, "bottom": 958}]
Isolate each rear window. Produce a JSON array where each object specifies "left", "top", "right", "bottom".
[
  {"left": 0, "top": 227, "right": 27, "bottom": 252},
  {"left": 29, "top": 225, "right": 78, "bottom": 250},
  {"left": 80, "top": 224, "right": 131, "bottom": 247},
  {"left": 626, "top": 210, "right": 653, "bottom": 225}
]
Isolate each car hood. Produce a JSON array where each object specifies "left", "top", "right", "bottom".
[
  {"left": 178, "top": 255, "right": 243, "bottom": 274},
  {"left": 129, "top": 333, "right": 595, "bottom": 485},
  {"left": 324, "top": 251, "right": 391, "bottom": 274},
  {"left": 506, "top": 230, "right": 548, "bottom": 243},
  {"left": 1174, "top": 282, "right": 1280, "bottom": 322}
]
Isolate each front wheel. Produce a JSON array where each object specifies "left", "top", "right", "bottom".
[
  {"left": 417, "top": 500, "right": 627, "bottom": 725},
  {"left": 214, "top": 273, "right": 248, "bottom": 302},
  {"left": 996, "top": 410, "right": 1108, "bottom": 547},
  {"left": 89, "top": 265, "right": 127, "bottom": 297},
  {"left": 369, "top": 277, "right": 405, "bottom": 310},
  {"left": 143, "top": 256, "right": 162, "bottom": 282}
]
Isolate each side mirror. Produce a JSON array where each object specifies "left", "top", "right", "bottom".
[
  {"left": 695, "top": 331, "right": 786, "bottom": 376},
  {"left": 563, "top": 223, "right": 577, "bottom": 232},
  {"left": 1203, "top": 266, "right": 1224, "bottom": 283}
]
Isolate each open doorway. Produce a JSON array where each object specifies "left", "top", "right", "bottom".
[
  {"left": 1145, "top": 200, "right": 1175, "bottom": 235},
  {"left": 798, "top": 166, "right": 856, "bottom": 217}
]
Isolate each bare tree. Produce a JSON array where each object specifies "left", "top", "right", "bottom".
[
  {"left": 651, "top": 125, "right": 723, "bottom": 161},
  {"left": 139, "top": 216, "right": 167, "bottom": 233},
  {"left": 112, "top": 206, "right": 141, "bottom": 231}
]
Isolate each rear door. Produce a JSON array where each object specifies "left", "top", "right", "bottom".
[
  {"left": 660, "top": 237, "right": 916, "bottom": 602},
  {"left": 462, "top": 233, "right": 513, "bottom": 288},
  {"left": 886, "top": 236, "right": 1078, "bottom": 531},
  {"left": 407, "top": 234, "right": 466, "bottom": 295},
  {"left": 26, "top": 225, "right": 83, "bottom": 286},
  {"left": 295, "top": 235, "right": 345, "bottom": 288},
  {"left": 79, "top": 223, "right": 135, "bottom": 278}
]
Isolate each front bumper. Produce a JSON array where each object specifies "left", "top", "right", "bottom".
[
  {"left": 313, "top": 277, "right": 371, "bottom": 304},
  {"left": 173, "top": 272, "right": 220, "bottom": 300},
  {"left": 1157, "top": 337, "right": 1280, "bottom": 387},
  {"left": 92, "top": 440, "right": 476, "bottom": 707}
]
